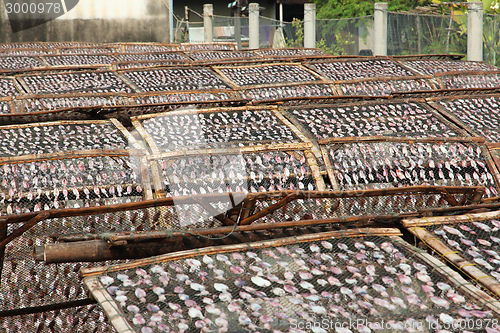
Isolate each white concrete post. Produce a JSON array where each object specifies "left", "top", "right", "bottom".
[
  {"left": 304, "top": 3, "right": 316, "bottom": 48},
  {"left": 467, "top": 2, "right": 483, "bottom": 61},
  {"left": 249, "top": 3, "right": 259, "bottom": 49},
  {"left": 203, "top": 4, "right": 213, "bottom": 43},
  {"left": 374, "top": 2, "right": 388, "bottom": 56}
]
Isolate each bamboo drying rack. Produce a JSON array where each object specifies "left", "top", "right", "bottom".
[
  {"left": 179, "top": 42, "right": 237, "bottom": 51},
  {"left": 131, "top": 105, "right": 309, "bottom": 155},
  {"left": 112, "top": 42, "right": 180, "bottom": 53},
  {"left": 212, "top": 62, "right": 331, "bottom": 90},
  {"left": 434, "top": 70, "right": 500, "bottom": 89},
  {"left": 285, "top": 98, "right": 471, "bottom": 140},
  {"left": 403, "top": 210, "right": 500, "bottom": 299}
]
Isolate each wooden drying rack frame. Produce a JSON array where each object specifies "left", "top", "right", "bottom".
[{"left": 403, "top": 210, "right": 500, "bottom": 300}]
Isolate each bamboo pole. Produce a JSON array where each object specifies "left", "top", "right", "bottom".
[
  {"left": 402, "top": 210, "right": 500, "bottom": 228},
  {"left": 0, "top": 148, "right": 144, "bottom": 165},
  {"left": 304, "top": 150, "right": 326, "bottom": 191},
  {"left": 240, "top": 193, "right": 300, "bottom": 225},
  {"left": 80, "top": 227, "right": 402, "bottom": 277},
  {"left": 0, "top": 212, "right": 49, "bottom": 248},
  {"left": 408, "top": 226, "right": 500, "bottom": 298},
  {"left": 149, "top": 142, "right": 314, "bottom": 160},
  {"left": 130, "top": 119, "right": 161, "bottom": 155},
  {"left": 0, "top": 298, "right": 96, "bottom": 318},
  {"left": 0, "top": 219, "right": 7, "bottom": 283},
  {"left": 84, "top": 276, "right": 136, "bottom": 333},
  {"left": 318, "top": 135, "right": 485, "bottom": 145},
  {"left": 2, "top": 186, "right": 480, "bottom": 225}
]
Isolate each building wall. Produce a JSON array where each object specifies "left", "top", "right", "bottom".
[{"left": 0, "top": 0, "right": 171, "bottom": 43}]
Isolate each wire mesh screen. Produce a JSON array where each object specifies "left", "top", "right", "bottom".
[
  {"left": 130, "top": 91, "right": 240, "bottom": 107},
  {"left": 0, "top": 55, "right": 44, "bottom": 71},
  {"left": 186, "top": 50, "right": 260, "bottom": 62},
  {"left": 0, "top": 77, "right": 22, "bottom": 96},
  {"left": 114, "top": 52, "right": 189, "bottom": 62},
  {"left": 400, "top": 60, "right": 496, "bottom": 76},
  {"left": 338, "top": 77, "right": 435, "bottom": 96},
  {"left": 137, "top": 108, "right": 301, "bottom": 152},
  {"left": 242, "top": 84, "right": 335, "bottom": 102},
  {"left": 121, "top": 67, "right": 231, "bottom": 93},
  {"left": 288, "top": 101, "right": 461, "bottom": 139},
  {"left": 14, "top": 94, "right": 128, "bottom": 114},
  {"left": 216, "top": 63, "right": 322, "bottom": 88},
  {"left": 387, "top": 12, "right": 467, "bottom": 56},
  {"left": 0, "top": 153, "right": 145, "bottom": 215},
  {"left": 0, "top": 121, "right": 130, "bottom": 156},
  {"left": 0, "top": 304, "right": 113, "bottom": 333},
  {"left": 19, "top": 71, "right": 135, "bottom": 95},
  {"left": 439, "top": 73, "right": 500, "bottom": 90},
  {"left": 157, "top": 150, "right": 316, "bottom": 196},
  {"left": 308, "top": 58, "right": 416, "bottom": 81},
  {"left": 484, "top": 14, "right": 500, "bottom": 67},
  {"left": 84, "top": 234, "right": 495, "bottom": 333},
  {"left": 323, "top": 141, "right": 498, "bottom": 197},
  {"left": 316, "top": 16, "right": 374, "bottom": 56},
  {"left": 426, "top": 217, "right": 500, "bottom": 283},
  {"left": 41, "top": 55, "right": 117, "bottom": 67},
  {"left": 436, "top": 96, "right": 500, "bottom": 143}
]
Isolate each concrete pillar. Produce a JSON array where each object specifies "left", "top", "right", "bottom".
[
  {"left": 373, "top": 2, "right": 388, "bottom": 56},
  {"left": 304, "top": 3, "right": 316, "bottom": 48},
  {"left": 249, "top": 3, "right": 259, "bottom": 49},
  {"left": 467, "top": 2, "right": 483, "bottom": 61},
  {"left": 203, "top": 4, "right": 213, "bottom": 43}
]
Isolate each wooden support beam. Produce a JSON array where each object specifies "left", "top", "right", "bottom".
[
  {"left": 0, "top": 298, "right": 96, "bottom": 318},
  {"left": 240, "top": 193, "right": 302, "bottom": 226},
  {"left": 0, "top": 212, "right": 49, "bottom": 248}
]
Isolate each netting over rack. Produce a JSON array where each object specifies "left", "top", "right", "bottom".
[
  {"left": 338, "top": 77, "right": 435, "bottom": 96},
  {"left": 130, "top": 91, "right": 240, "bottom": 106},
  {"left": 401, "top": 60, "right": 497, "bottom": 76},
  {"left": 187, "top": 50, "right": 260, "bottom": 62},
  {"left": 121, "top": 67, "right": 231, "bottom": 92},
  {"left": 0, "top": 77, "right": 21, "bottom": 96},
  {"left": 0, "top": 304, "right": 113, "bottom": 333},
  {"left": 83, "top": 233, "right": 495, "bottom": 333},
  {"left": 157, "top": 150, "right": 316, "bottom": 196},
  {"left": 242, "top": 84, "right": 335, "bottom": 102},
  {"left": 435, "top": 96, "right": 500, "bottom": 143},
  {"left": 180, "top": 43, "right": 237, "bottom": 51},
  {"left": 0, "top": 56, "right": 44, "bottom": 71},
  {"left": 256, "top": 48, "right": 324, "bottom": 58},
  {"left": 0, "top": 153, "right": 145, "bottom": 215},
  {"left": 19, "top": 71, "right": 135, "bottom": 95},
  {"left": 288, "top": 101, "right": 461, "bottom": 139},
  {"left": 0, "top": 100, "right": 11, "bottom": 114},
  {"left": 137, "top": 108, "right": 301, "bottom": 152},
  {"left": 0, "top": 120, "right": 130, "bottom": 157},
  {"left": 42, "top": 55, "right": 117, "bottom": 67},
  {"left": 439, "top": 73, "right": 500, "bottom": 90},
  {"left": 14, "top": 94, "right": 128, "bottom": 114},
  {"left": 57, "top": 46, "right": 119, "bottom": 54},
  {"left": 0, "top": 49, "right": 55, "bottom": 56},
  {"left": 119, "top": 44, "right": 179, "bottom": 53},
  {"left": 216, "top": 64, "right": 322, "bottom": 87},
  {"left": 309, "top": 59, "right": 415, "bottom": 81},
  {"left": 115, "top": 52, "right": 189, "bottom": 62},
  {"left": 323, "top": 141, "right": 498, "bottom": 197},
  {"left": 387, "top": 12, "right": 466, "bottom": 56}
]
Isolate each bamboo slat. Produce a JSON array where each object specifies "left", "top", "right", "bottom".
[
  {"left": 318, "top": 135, "right": 485, "bottom": 145},
  {"left": 1, "top": 186, "right": 478, "bottom": 226},
  {"left": 403, "top": 209, "right": 500, "bottom": 228},
  {"left": 149, "top": 160, "right": 166, "bottom": 199},
  {"left": 83, "top": 276, "right": 136, "bottom": 333},
  {"left": 391, "top": 236, "right": 500, "bottom": 316},
  {"left": 0, "top": 148, "right": 143, "bottom": 165},
  {"left": 108, "top": 118, "right": 144, "bottom": 151},
  {"left": 148, "top": 142, "right": 314, "bottom": 160},
  {"left": 131, "top": 119, "right": 161, "bottom": 155},
  {"left": 406, "top": 225, "right": 500, "bottom": 299},
  {"left": 81, "top": 227, "right": 402, "bottom": 277},
  {"left": 304, "top": 150, "right": 325, "bottom": 191},
  {"left": 481, "top": 145, "right": 500, "bottom": 191}
]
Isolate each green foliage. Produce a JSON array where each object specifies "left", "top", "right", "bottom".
[
  {"left": 314, "top": 0, "right": 431, "bottom": 19},
  {"left": 285, "top": 18, "right": 353, "bottom": 55}
]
